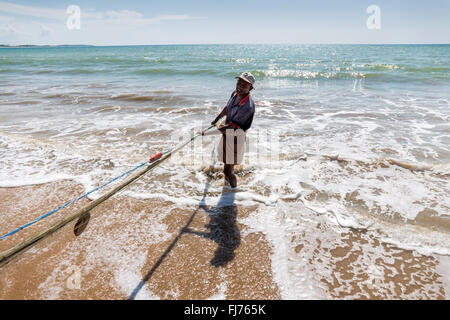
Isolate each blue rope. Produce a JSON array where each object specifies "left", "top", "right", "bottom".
[
  {"left": 0, "top": 126, "right": 213, "bottom": 241},
  {"left": 0, "top": 160, "right": 149, "bottom": 241}
]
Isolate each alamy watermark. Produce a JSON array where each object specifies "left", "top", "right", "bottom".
[
  {"left": 63, "top": 5, "right": 381, "bottom": 32},
  {"left": 366, "top": 5, "right": 381, "bottom": 30},
  {"left": 364, "top": 264, "right": 384, "bottom": 290},
  {"left": 66, "top": 5, "right": 81, "bottom": 30},
  {"left": 167, "top": 125, "right": 282, "bottom": 167},
  {"left": 65, "top": 265, "right": 82, "bottom": 290}
]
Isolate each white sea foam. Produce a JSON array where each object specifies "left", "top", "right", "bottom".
[
  {"left": 436, "top": 255, "right": 450, "bottom": 299},
  {"left": 240, "top": 202, "right": 328, "bottom": 299},
  {"left": 2, "top": 64, "right": 450, "bottom": 297},
  {"left": 37, "top": 205, "right": 171, "bottom": 299},
  {"left": 0, "top": 173, "right": 75, "bottom": 188},
  {"left": 2, "top": 116, "right": 449, "bottom": 258}
]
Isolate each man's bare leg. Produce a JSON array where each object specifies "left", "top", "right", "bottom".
[{"left": 224, "top": 164, "right": 237, "bottom": 188}]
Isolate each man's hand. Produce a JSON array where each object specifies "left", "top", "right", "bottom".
[
  {"left": 217, "top": 123, "right": 233, "bottom": 133},
  {"left": 217, "top": 119, "right": 226, "bottom": 128}
]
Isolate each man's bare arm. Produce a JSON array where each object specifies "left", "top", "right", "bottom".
[
  {"left": 211, "top": 106, "right": 227, "bottom": 125},
  {"left": 201, "top": 106, "right": 228, "bottom": 136}
]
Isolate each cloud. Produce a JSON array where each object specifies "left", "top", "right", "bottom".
[
  {"left": 0, "top": 1, "right": 65, "bottom": 20},
  {"left": 153, "top": 15, "right": 191, "bottom": 22},
  {"left": 0, "top": 2, "right": 102, "bottom": 20},
  {"left": 0, "top": 2, "right": 208, "bottom": 45},
  {"left": 106, "top": 10, "right": 143, "bottom": 20},
  {"left": 99, "top": 11, "right": 205, "bottom": 26},
  {"left": 102, "top": 11, "right": 198, "bottom": 24},
  {"left": 120, "top": 14, "right": 203, "bottom": 25},
  {"left": 0, "top": 2, "right": 205, "bottom": 25}
]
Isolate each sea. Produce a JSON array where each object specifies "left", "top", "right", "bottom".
[{"left": 0, "top": 44, "right": 449, "bottom": 299}]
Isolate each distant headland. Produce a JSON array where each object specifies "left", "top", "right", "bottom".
[{"left": 0, "top": 44, "right": 95, "bottom": 48}]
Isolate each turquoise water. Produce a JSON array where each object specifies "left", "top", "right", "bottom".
[
  {"left": 1, "top": 44, "right": 449, "bottom": 134},
  {"left": 1, "top": 44, "right": 449, "bottom": 85},
  {"left": 0, "top": 45, "right": 449, "bottom": 296}
]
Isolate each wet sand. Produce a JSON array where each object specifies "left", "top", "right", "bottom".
[{"left": 0, "top": 180, "right": 447, "bottom": 299}]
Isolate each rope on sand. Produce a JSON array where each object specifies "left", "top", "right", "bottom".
[
  {"left": 0, "top": 125, "right": 214, "bottom": 267},
  {"left": 0, "top": 161, "right": 149, "bottom": 241}
]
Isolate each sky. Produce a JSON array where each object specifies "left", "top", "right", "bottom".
[{"left": 0, "top": 0, "right": 449, "bottom": 45}]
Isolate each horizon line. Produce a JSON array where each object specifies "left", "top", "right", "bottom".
[{"left": 1, "top": 42, "right": 449, "bottom": 47}]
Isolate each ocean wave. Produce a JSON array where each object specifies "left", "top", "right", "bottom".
[
  {"left": 319, "top": 154, "right": 449, "bottom": 175},
  {"left": 143, "top": 57, "right": 169, "bottom": 63},
  {"left": 36, "top": 69, "right": 55, "bottom": 74},
  {"left": 110, "top": 93, "right": 193, "bottom": 105},
  {"left": 3, "top": 65, "right": 447, "bottom": 81},
  {"left": 369, "top": 64, "right": 402, "bottom": 71},
  {"left": 59, "top": 68, "right": 112, "bottom": 74},
  {"left": 367, "top": 64, "right": 450, "bottom": 75},
  {"left": 403, "top": 66, "right": 450, "bottom": 73},
  {"left": 136, "top": 68, "right": 221, "bottom": 76},
  {"left": 0, "top": 92, "right": 15, "bottom": 96},
  {"left": 9, "top": 100, "right": 41, "bottom": 105},
  {"left": 35, "top": 90, "right": 197, "bottom": 108},
  {"left": 207, "top": 57, "right": 255, "bottom": 63},
  {"left": 233, "top": 69, "right": 371, "bottom": 80}
]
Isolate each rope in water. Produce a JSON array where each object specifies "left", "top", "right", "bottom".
[
  {"left": 0, "top": 161, "right": 151, "bottom": 241},
  {"left": 0, "top": 128, "right": 204, "bottom": 242},
  {"left": 0, "top": 124, "right": 214, "bottom": 244},
  {"left": 0, "top": 125, "right": 213, "bottom": 267}
]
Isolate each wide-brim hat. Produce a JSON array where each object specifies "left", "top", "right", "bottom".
[{"left": 235, "top": 72, "right": 255, "bottom": 87}]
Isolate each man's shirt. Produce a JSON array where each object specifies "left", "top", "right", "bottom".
[{"left": 225, "top": 91, "right": 255, "bottom": 132}]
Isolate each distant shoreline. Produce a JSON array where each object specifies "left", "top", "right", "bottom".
[
  {"left": 0, "top": 45, "right": 95, "bottom": 48},
  {"left": 0, "top": 43, "right": 449, "bottom": 49}
]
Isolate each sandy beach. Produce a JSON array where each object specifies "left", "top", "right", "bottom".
[{"left": 0, "top": 179, "right": 447, "bottom": 300}]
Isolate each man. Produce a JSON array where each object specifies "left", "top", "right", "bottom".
[{"left": 202, "top": 72, "right": 256, "bottom": 188}]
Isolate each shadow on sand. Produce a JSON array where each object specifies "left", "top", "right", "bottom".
[
  {"left": 185, "top": 189, "right": 239, "bottom": 267},
  {"left": 128, "top": 174, "right": 239, "bottom": 300}
]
